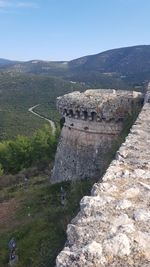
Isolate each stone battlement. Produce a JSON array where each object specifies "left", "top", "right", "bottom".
[{"left": 57, "top": 89, "right": 143, "bottom": 122}]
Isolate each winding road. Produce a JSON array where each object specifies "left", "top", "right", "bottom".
[{"left": 28, "top": 104, "right": 56, "bottom": 134}]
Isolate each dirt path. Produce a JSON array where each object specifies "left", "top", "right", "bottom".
[{"left": 28, "top": 104, "right": 56, "bottom": 134}]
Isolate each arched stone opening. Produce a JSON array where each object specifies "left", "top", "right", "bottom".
[
  {"left": 81, "top": 110, "right": 88, "bottom": 120},
  {"left": 69, "top": 109, "right": 73, "bottom": 118},
  {"left": 91, "top": 111, "right": 97, "bottom": 121},
  {"left": 83, "top": 110, "right": 88, "bottom": 120},
  {"left": 63, "top": 109, "right": 68, "bottom": 116}
]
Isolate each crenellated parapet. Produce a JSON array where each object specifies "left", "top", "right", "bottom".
[{"left": 57, "top": 89, "right": 143, "bottom": 123}]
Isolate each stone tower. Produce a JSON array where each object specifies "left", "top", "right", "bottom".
[{"left": 52, "top": 89, "right": 143, "bottom": 183}]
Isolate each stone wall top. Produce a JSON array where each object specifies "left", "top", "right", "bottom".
[{"left": 57, "top": 89, "right": 143, "bottom": 121}]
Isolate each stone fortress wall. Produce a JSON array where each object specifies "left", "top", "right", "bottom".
[
  {"left": 52, "top": 89, "right": 143, "bottom": 183},
  {"left": 56, "top": 85, "right": 150, "bottom": 267}
]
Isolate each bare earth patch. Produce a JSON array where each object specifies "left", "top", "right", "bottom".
[{"left": 0, "top": 198, "right": 18, "bottom": 229}]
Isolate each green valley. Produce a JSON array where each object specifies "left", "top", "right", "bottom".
[{"left": 0, "top": 72, "right": 85, "bottom": 140}]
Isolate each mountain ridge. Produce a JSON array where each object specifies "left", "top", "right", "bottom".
[
  {"left": 0, "top": 44, "right": 149, "bottom": 65},
  {"left": 1, "top": 45, "right": 150, "bottom": 87}
]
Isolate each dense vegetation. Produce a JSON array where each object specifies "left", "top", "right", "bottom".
[
  {"left": 1, "top": 45, "right": 148, "bottom": 140},
  {"left": 34, "top": 104, "right": 61, "bottom": 128},
  {"left": 0, "top": 72, "right": 86, "bottom": 140},
  {"left": 0, "top": 125, "right": 58, "bottom": 174},
  {"left": 1, "top": 45, "right": 150, "bottom": 88}
]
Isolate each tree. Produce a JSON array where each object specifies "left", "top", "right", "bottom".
[
  {"left": 0, "top": 125, "right": 58, "bottom": 174},
  {"left": 0, "top": 163, "right": 4, "bottom": 176}
]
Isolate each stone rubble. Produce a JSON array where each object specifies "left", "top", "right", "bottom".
[{"left": 56, "top": 100, "right": 150, "bottom": 266}]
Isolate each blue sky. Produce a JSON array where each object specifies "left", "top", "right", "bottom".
[{"left": 0, "top": 0, "right": 150, "bottom": 61}]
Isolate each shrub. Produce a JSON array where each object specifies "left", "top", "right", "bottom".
[{"left": 0, "top": 125, "right": 58, "bottom": 174}]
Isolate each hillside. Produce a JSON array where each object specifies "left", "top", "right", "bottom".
[
  {"left": 68, "top": 45, "right": 150, "bottom": 85},
  {"left": 0, "top": 172, "right": 95, "bottom": 267},
  {"left": 69, "top": 45, "right": 150, "bottom": 73},
  {"left": 1, "top": 45, "right": 150, "bottom": 88},
  {"left": 1, "top": 45, "right": 149, "bottom": 140},
  {"left": 0, "top": 73, "right": 85, "bottom": 140},
  {"left": 0, "top": 59, "right": 17, "bottom": 67}
]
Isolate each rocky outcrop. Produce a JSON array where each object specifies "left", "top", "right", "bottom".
[{"left": 56, "top": 98, "right": 150, "bottom": 266}]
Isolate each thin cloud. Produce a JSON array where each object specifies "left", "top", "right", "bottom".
[
  {"left": 16, "top": 2, "right": 39, "bottom": 9},
  {"left": 0, "top": 1, "right": 39, "bottom": 10},
  {"left": 0, "top": 1, "right": 11, "bottom": 8}
]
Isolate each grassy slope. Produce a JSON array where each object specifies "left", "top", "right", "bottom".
[
  {"left": 0, "top": 174, "right": 94, "bottom": 267},
  {"left": 0, "top": 72, "right": 86, "bottom": 140}
]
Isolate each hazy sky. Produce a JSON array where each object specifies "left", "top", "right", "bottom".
[{"left": 0, "top": 0, "right": 150, "bottom": 61}]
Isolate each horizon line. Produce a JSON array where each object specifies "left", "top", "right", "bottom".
[{"left": 0, "top": 44, "right": 149, "bottom": 62}]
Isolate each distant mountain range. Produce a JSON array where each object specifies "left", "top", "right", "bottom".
[
  {"left": 1, "top": 45, "right": 150, "bottom": 88},
  {"left": 0, "top": 58, "right": 17, "bottom": 66}
]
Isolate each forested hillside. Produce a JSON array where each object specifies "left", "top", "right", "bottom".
[
  {"left": 1, "top": 45, "right": 150, "bottom": 88},
  {"left": 0, "top": 73, "right": 85, "bottom": 140}
]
